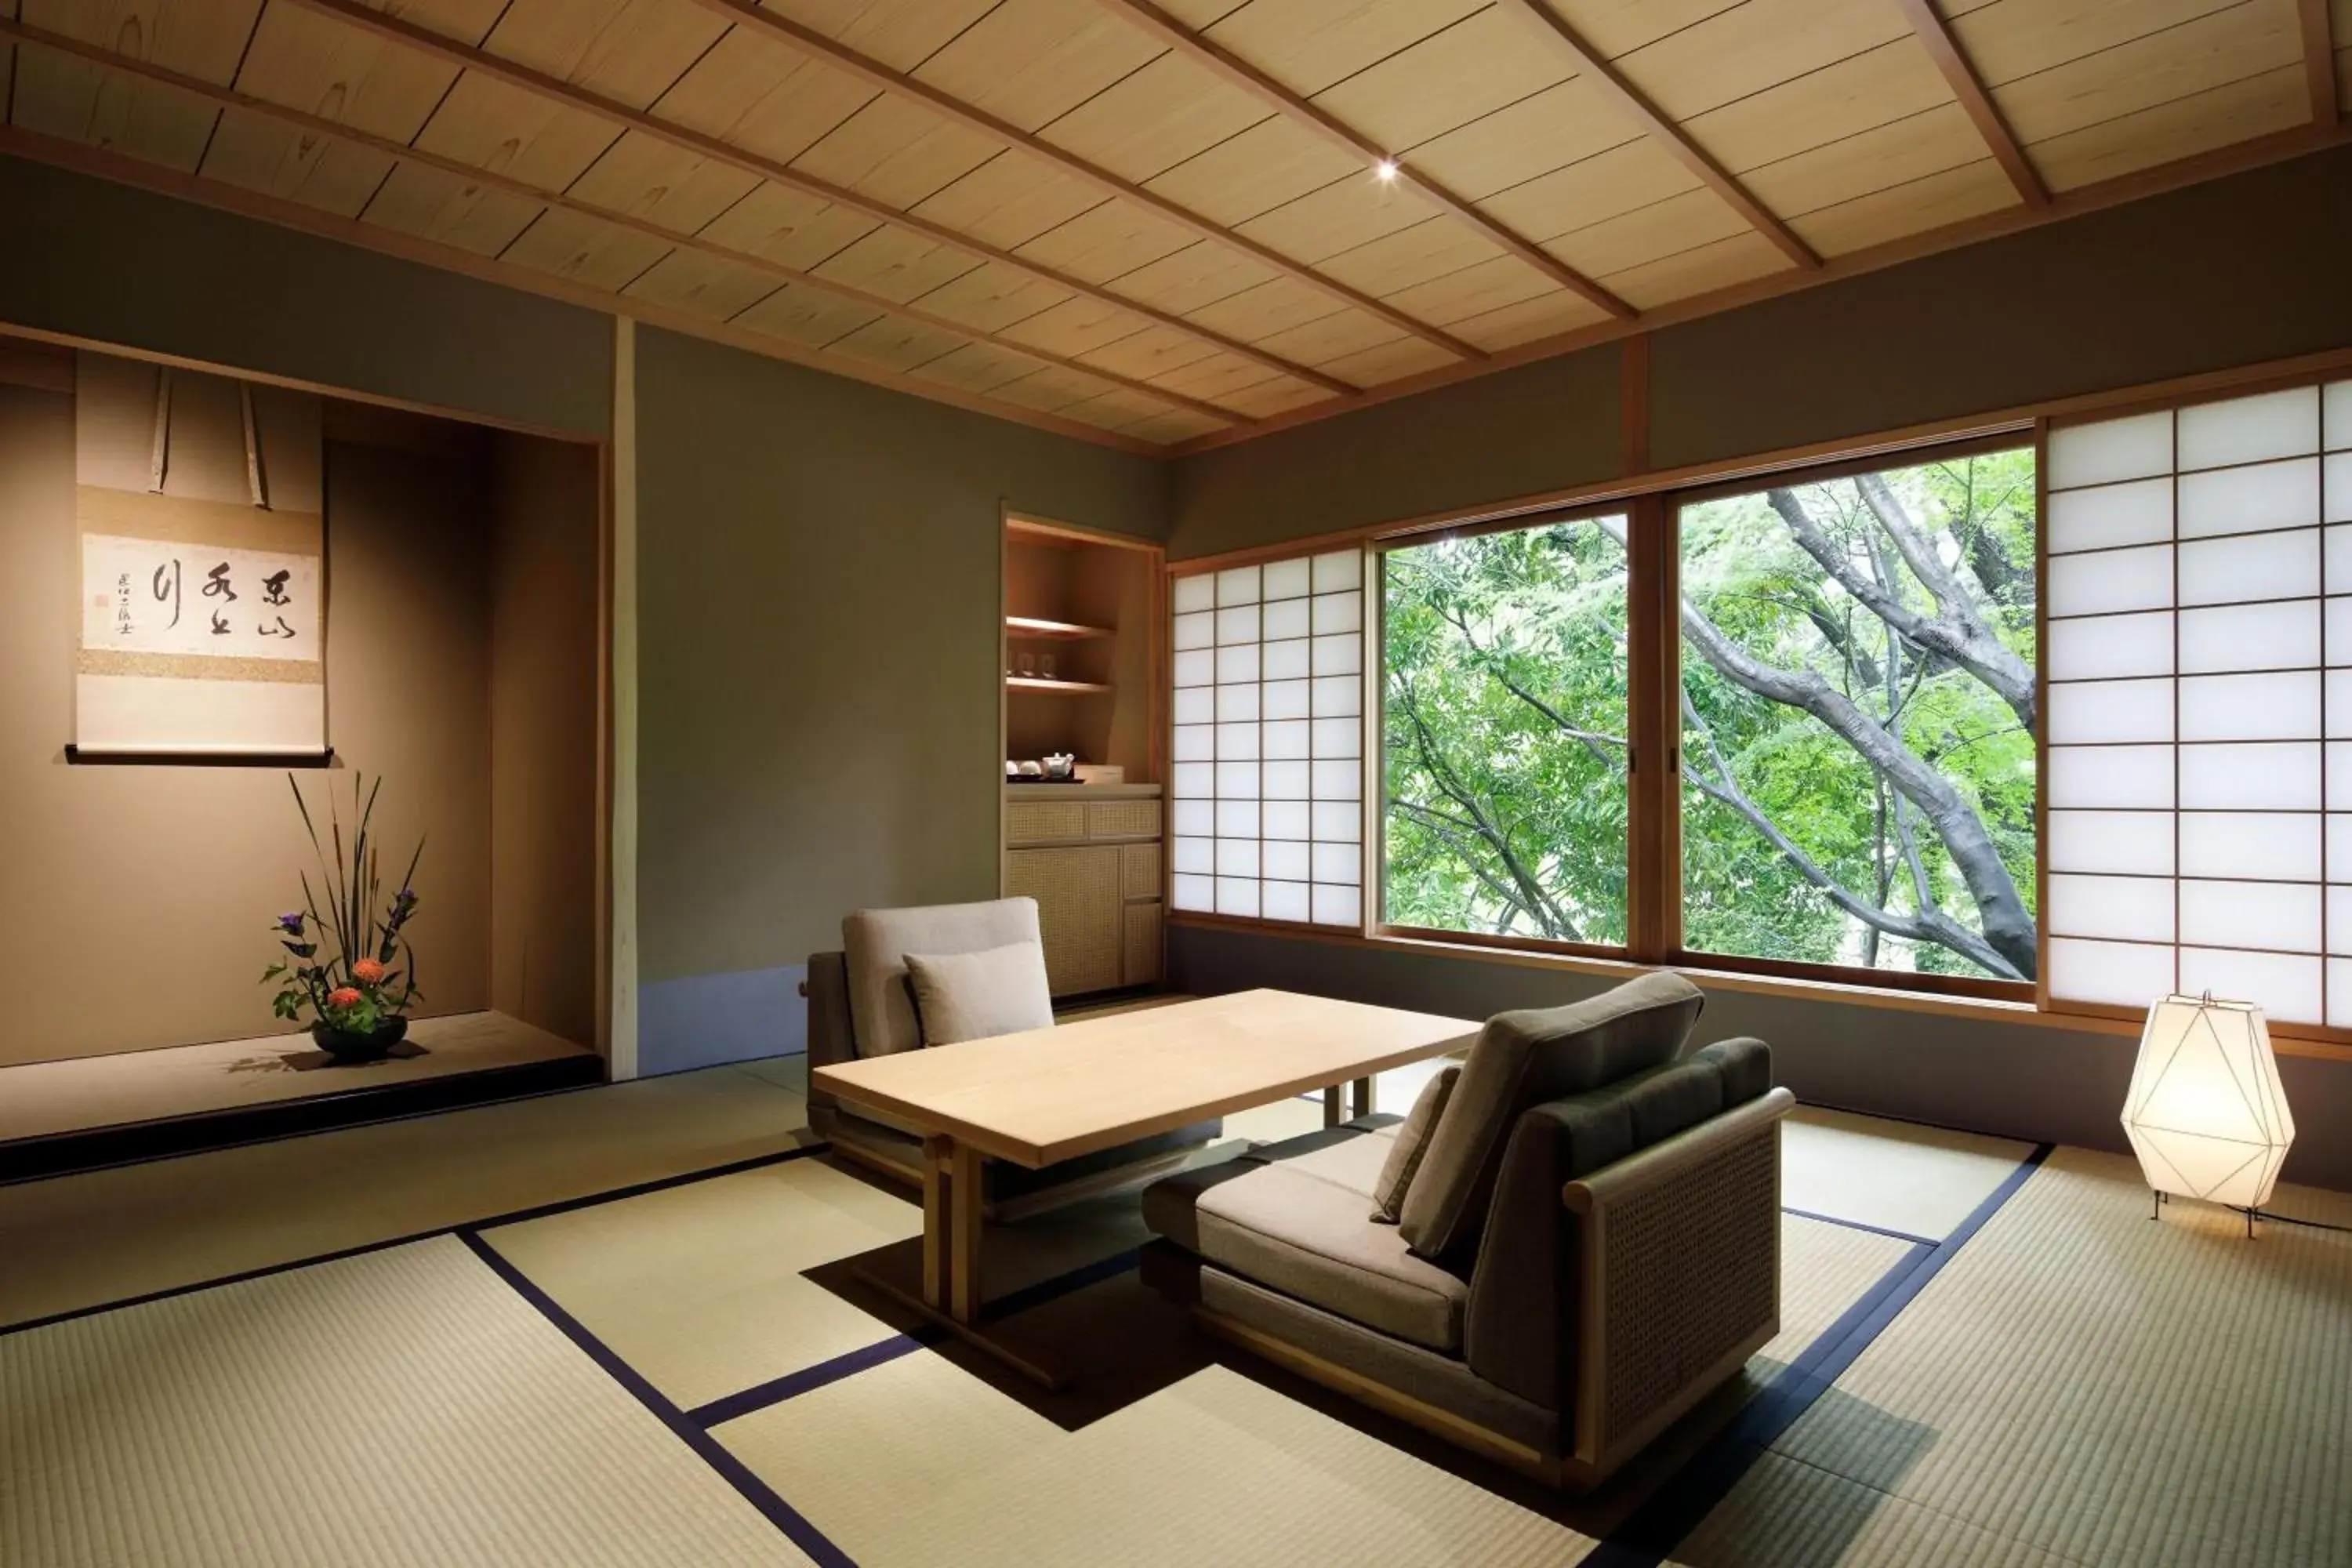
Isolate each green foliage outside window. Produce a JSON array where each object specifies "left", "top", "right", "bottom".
[
  {"left": 1384, "top": 518, "right": 1632, "bottom": 946},
  {"left": 1382, "top": 447, "right": 2039, "bottom": 982}
]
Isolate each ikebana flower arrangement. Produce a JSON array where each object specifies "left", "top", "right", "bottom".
[{"left": 262, "top": 772, "right": 426, "bottom": 1062}]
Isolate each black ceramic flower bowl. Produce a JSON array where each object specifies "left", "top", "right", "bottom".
[{"left": 310, "top": 1017, "right": 408, "bottom": 1062}]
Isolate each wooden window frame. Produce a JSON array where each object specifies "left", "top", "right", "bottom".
[
  {"left": 1658, "top": 432, "right": 2040, "bottom": 1004},
  {"left": 1368, "top": 503, "right": 1645, "bottom": 965},
  {"left": 1356, "top": 439, "right": 2042, "bottom": 1005}
]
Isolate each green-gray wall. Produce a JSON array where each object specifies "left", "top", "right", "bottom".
[
  {"left": 0, "top": 156, "right": 610, "bottom": 439},
  {"left": 631, "top": 328, "right": 1167, "bottom": 1072},
  {"left": 1170, "top": 142, "right": 2352, "bottom": 560}
]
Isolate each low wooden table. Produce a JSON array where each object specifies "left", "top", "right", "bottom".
[{"left": 812, "top": 988, "right": 1479, "bottom": 1384}]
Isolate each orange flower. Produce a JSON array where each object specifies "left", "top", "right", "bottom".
[
  {"left": 353, "top": 957, "right": 387, "bottom": 984},
  {"left": 328, "top": 986, "right": 363, "bottom": 1008}
]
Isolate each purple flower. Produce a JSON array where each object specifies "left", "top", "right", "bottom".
[{"left": 277, "top": 912, "right": 306, "bottom": 936}]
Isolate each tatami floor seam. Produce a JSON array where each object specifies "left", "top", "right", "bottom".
[
  {"left": 1778, "top": 1206, "right": 1939, "bottom": 1247},
  {"left": 0, "top": 1141, "right": 833, "bottom": 1341},
  {"left": 1754, "top": 1445, "right": 2103, "bottom": 1568}
]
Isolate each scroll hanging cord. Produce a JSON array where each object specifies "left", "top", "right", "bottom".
[
  {"left": 147, "top": 366, "right": 171, "bottom": 493},
  {"left": 239, "top": 381, "right": 270, "bottom": 510}
]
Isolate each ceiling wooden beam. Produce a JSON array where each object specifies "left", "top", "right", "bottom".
[
  {"left": 1084, "top": 0, "right": 1632, "bottom": 321},
  {"left": 272, "top": 0, "right": 1353, "bottom": 398},
  {"left": 1887, "top": 0, "right": 2049, "bottom": 207},
  {"left": 0, "top": 15, "right": 1248, "bottom": 429},
  {"left": 681, "top": 0, "right": 1490, "bottom": 360},
  {"left": 2300, "top": 0, "right": 2341, "bottom": 128},
  {"left": 1486, "top": 0, "right": 1820, "bottom": 269}
]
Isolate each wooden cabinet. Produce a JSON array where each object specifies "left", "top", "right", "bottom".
[
  {"left": 1005, "top": 787, "right": 1162, "bottom": 997},
  {"left": 1002, "top": 515, "right": 1163, "bottom": 999}
]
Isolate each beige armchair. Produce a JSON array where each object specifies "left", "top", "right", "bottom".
[
  {"left": 805, "top": 897, "right": 1221, "bottom": 1221},
  {"left": 1140, "top": 972, "right": 1792, "bottom": 1488}
]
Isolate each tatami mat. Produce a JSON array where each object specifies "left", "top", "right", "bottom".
[
  {"left": 11, "top": 1040, "right": 2344, "bottom": 1568},
  {"left": 716, "top": 1341, "right": 1068, "bottom": 1555},
  {"left": 733, "top": 1054, "right": 807, "bottom": 1094},
  {"left": 706, "top": 1208, "right": 1901, "bottom": 1567},
  {"left": 1770, "top": 1213, "right": 1917, "bottom": 1362},
  {"left": 1672, "top": 1450, "right": 2082, "bottom": 1568},
  {"left": 0, "top": 1062, "right": 808, "bottom": 1329},
  {"left": 480, "top": 1157, "right": 922, "bottom": 1410},
  {"left": 725, "top": 1359, "right": 1595, "bottom": 1567},
  {"left": 1783, "top": 1107, "right": 2034, "bottom": 1240},
  {"left": 0, "top": 1236, "right": 811, "bottom": 1567},
  {"left": 1758, "top": 1149, "right": 2352, "bottom": 1567}
]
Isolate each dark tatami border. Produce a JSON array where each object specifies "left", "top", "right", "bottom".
[
  {"left": 457, "top": 1229, "right": 855, "bottom": 1568},
  {"left": 0, "top": 1141, "right": 830, "bottom": 1340}
]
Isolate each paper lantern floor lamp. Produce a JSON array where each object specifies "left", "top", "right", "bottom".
[{"left": 2122, "top": 993, "right": 2296, "bottom": 1238}]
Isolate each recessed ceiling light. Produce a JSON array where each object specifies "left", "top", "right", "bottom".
[{"left": 1374, "top": 159, "right": 1399, "bottom": 182}]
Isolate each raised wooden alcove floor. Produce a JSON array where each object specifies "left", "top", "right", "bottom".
[{"left": 0, "top": 1012, "right": 601, "bottom": 1182}]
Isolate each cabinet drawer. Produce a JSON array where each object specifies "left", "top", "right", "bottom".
[
  {"left": 1121, "top": 841, "right": 1161, "bottom": 900},
  {"left": 1123, "top": 902, "right": 1163, "bottom": 988},
  {"left": 1087, "top": 800, "right": 1161, "bottom": 841},
  {"left": 1007, "top": 800, "right": 1087, "bottom": 847},
  {"left": 1006, "top": 846, "right": 1123, "bottom": 996}
]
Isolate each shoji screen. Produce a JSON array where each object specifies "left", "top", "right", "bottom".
[
  {"left": 1170, "top": 551, "right": 1364, "bottom": 927},
  {"left": 2045, "top": 379, "right": 2352, "bottom": 1025}
]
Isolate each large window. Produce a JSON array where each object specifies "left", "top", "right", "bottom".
[
  {"left": 1678, "top": 448, "right": 2038, "bottom": 984},
  {"left": 1381, "top": 514, "right": 1631, "bottom": 948},
  {"left": 2045, "top": 379, "right": 2352, "bottom": 1026},
  {"left": 1167, "top": 359, "right": 2352, "bottom": 1033},
  {"left": 1363, "top": 448, "right": 2038, "bottom": 989}
]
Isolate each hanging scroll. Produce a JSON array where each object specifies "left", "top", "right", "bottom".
[{"left": 74, "top": 354, "right": 326, "bottom": 756}]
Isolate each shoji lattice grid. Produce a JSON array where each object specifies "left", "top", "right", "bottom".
[
  {"left": 2045, "top": 379, "right": 2352, "bottom": 1025},
  {"left": 1171, "top": 552, "right": 1364, "bottom": 926}
]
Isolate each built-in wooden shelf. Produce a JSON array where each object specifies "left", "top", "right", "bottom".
[
  {"left": 1006, "top": 615, "right": 1113, "bottom": 640},
  {"left": 1007, "top": 676, "right": 1113, "bottom": 695}
]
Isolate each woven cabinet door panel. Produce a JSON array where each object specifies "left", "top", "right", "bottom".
[
  {"left": 1087, "top": 800, "right": 1162, "bottom": 840},
  {"left": 1007, "top": 800, "right": 1087, "bottom": 845},
  {"left": 1007, "top": 846, "right": 1123, "bottom": 996},
  {"left": 1123, "top": 902, "right": 1163, "bottom": 987},
  {"left": 1122, "top": 841, "right": 1163, "bottom": 899}
]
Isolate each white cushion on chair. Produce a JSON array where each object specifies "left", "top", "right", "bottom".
[
  {"left": 905, "top": 941, "right": 1054, "bottom": 1046},
  {"left": 842, "top": 898, "right": 1044, "bottom": 1056}
]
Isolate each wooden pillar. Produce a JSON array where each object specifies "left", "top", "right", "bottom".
[
  {"left": 1627, "top": 492, "right": 1679, "bottom": 963},
  {"left": 1622, "top": 334, "right": 1679, "bottom": 964},
  {"left": 602, "top": 314, "right": 639, "bottom": 1079}
]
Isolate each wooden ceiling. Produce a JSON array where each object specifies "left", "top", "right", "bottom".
[{"left": 2, "top": 0, "right": 2345, "bottom": 452}]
